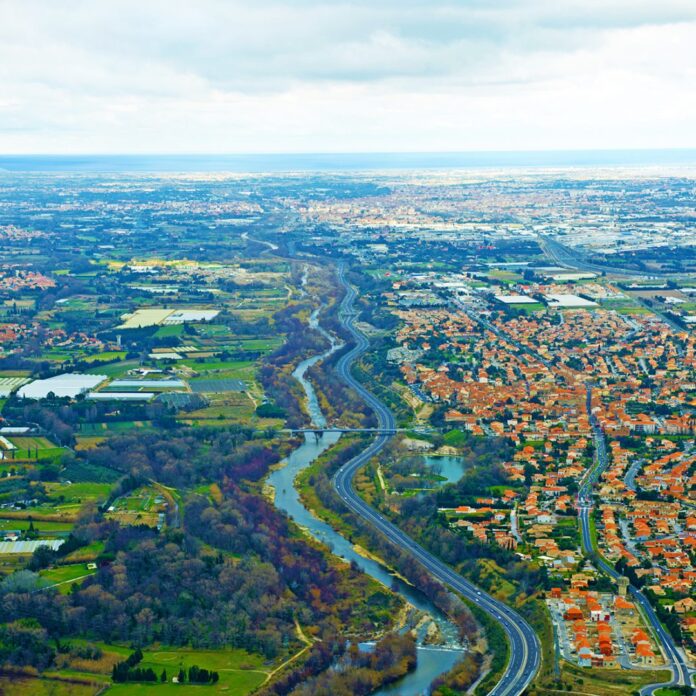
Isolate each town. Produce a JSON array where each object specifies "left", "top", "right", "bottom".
[{"left": 0, "top": 166, "right": 693, "bottom": 696}]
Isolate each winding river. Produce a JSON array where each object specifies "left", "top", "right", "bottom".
[{"left": 267, "top": 308, "right": 465, "bottom": 695}]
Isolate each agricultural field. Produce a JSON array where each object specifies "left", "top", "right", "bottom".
[
  {"left": 154, "top": 324, "right": 184, "bottom": 338},
  {"left": 106, "top": 486, "right": 167, "bottom": 528},
  {"left": 533, "top": 663, "right": 673, "bottom": 696},
  {"left": 195, "top": 323, "right": 232, "bottom": 337},
  {"left": 234, "top": 337, "right": 283, "bottom": 352},
  {"left": 84, "top": 360, "right": 141, "bottom": 377},
  {"left": 181, "top": 358, "right": 256, "bottom": 377},
  {"left": 3, "top": 481, "right": 116, "bottom": 521},
  {"left": 487, "top": 268, "right": 523, "bottom": 282},
  {"left": 180, "top": 392, "right": 257, "bottom": 425},
  {"left": 62, "top": 540, "right": 105, "bottom": 563},
  {"left": 78, "top": 421, "right": 151, "bottom": 435},
  {"left": 0, "top": 676, "right": 102, "bottom": 696},
  {"left": 75, "top": 435, "right": 108, "bottom": 451},
  {"left": 8, "top": 436, "right": 55, "bottom": 450},
  {"left": 0, "top": 375, "right": 29, "bottom": 396},
  {"left": 0, "top": 518, "right": 73, "bottom": 533},
  {"left": 44, "top": 481, "right": 113, "bottom": 504},
  {"left": 0, "top": 183, "right": 394, "bottom": 696},
  {"left": 48, "top": 644, "right": 273, "bottom": 696},
  {"left": 0, "top": 434, "right": 64, "bottom": 462},
  {"left": 181, "top": 356, "right": 264, "bottom": 403},
  {"left": 39, "top": 562, "right": 96, "bottom": 592},
  {"left": 82, "top": 351, "right": 127, "bottom": 363}
]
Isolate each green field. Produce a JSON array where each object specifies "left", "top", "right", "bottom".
[
  {"left": 40, "top": 563, "right": 96, "bottom": 592},
  {"left": 12, "top": 482, "right": 115, "bottom": 519},
  {"left": 75, "top": 435, "right": 108, "bottom": 450},
  {"left": 196, "top": 324, "right": 231, "bottom": 337},
  {"left": 82, "top": 351, "right": 127, "bottom": 363},
  {"left": 182, "top": 392, "right": 255, "bottom": 423},
  {"left": 227, "top": 337, "right": 283, "bottom": 352},
  {"left": 154, "top": 324, "right": 184, "bottom": 337},
  {"left": 0, "top": 677, "right": 101, "bottom": 696},
  {"left": 0, "top": 518, "right": 73, "bottom": 532},
  {"left": 3, "top": 436, "right": 65, "bottom": 461},
  {"left": 63, "top": 540, "right": 105, "bottom": 562},
  {"left": 487, "top": 269, "right": 523, "bottom": 282},
  {"left": 84, "top": 360, "right": 139, "bottom": 377},
  {"left": 181, "top": 358, "right": 255, "bottom": 375},
  {"left": 110, "top": 648, "right": 268, "bottom": 695},
  {"left": 79, "top": 421, "right": 150, "bottom": 434},
  {"left": 614, "top": 306, "right": 651, "bottom": 315},
  {"left": 8, "top": 436, "right": 55, "bottom": 449},
  {"left": 45, "top": 481, "right": 114, "bottom": 502},
  {"left": 107, "top": 486, "right": 165, "bottom": 527},
  {"left": 513, "top": 302, "right": 545, "bottom": 313},
  {"left": 106, "top": 674, "right": 265, "bottom": 695},
  {"left": 443, "top": 429, "right": 467, "bottom": 447},
  {"left": 60, "top": 644, "right": 271, "bottom": 696}
]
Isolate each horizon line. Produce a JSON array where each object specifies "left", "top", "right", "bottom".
[{"left": 2, "top": 147, "right": 696, "bottom": 157}]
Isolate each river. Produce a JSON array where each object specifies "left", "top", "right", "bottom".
[{"left": 267, "top": 308, "right": 465, "bottom": 695}]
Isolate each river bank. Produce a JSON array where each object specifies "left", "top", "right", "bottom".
[{"left": 266, "top": 305, "right": 465, "bottom": 695}]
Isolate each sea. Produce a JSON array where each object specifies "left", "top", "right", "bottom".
[{"left": 0, "top": 150, "right": 696, "bottom": 173}]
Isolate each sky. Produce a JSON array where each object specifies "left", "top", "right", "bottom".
[{"left": 1, "top": 0, "right": 695, "bottom": 154}]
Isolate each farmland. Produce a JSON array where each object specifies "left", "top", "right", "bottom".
[
  {"left": 0, "top": 197, "right": 403, "bottom": 696},
  {"left": 106, "top": 485, "right": 167, "bottom": 527}
]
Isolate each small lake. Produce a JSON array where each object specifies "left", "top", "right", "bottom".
[{"left": 423, "top": 455, "right": 469, "bottom": 485}]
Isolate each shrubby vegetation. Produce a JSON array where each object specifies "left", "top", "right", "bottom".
[
  {"left": 0, "top": 426, "right": 400, "bottom": 674},
  {"left": 82, "top": 426, "right": 274, "bottom": 488},
  {"left": 259, "top": 301, "right": 330, "bottom": 428},
  {"left": 259, "top": 632, "right": 417, "bottom": 696},
  {"left": 299, "top": 437, "right": 479, "bottom": 644},
  {"left": 289, "top": 633, "right": 416, "bottom": 696}
]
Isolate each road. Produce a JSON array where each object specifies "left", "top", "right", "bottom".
[
  {"left": 537, "top": 234, "right": 686, "bottom": 332},
  {"left": 578, "top": 395, "right": 693, "bottom": 694},
  {"left": 331, "top": 265, "right": 541, "bottom": 696},
  {"left": 537, "top": 234, "right": 642, "bottom": 277},
  {"left": 453, "top": 298, "right": 553, "bottom": 370},
  {"left": 287, "top": 427, "right": 399, "bottom": 434}
]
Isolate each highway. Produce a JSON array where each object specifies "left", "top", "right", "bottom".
[
  {"left": 331, "top": 265, "right": 541, "bottom": 696},
  {"left": 538, "top": 234, "right": 644, "bottom": 277},
  {"left": 578, "top": 395, "right": 693, "bottom": 694},
  {"left": 537, "top": 234, "right": 686, "bottom": 332}
]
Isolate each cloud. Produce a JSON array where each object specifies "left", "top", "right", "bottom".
[{"left": 0, "top": 0, "right": 694, "bottom": 152}]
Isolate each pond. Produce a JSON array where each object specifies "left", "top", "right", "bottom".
[{"left": 423, "top": 455, "right": 469, "bottom": 485}]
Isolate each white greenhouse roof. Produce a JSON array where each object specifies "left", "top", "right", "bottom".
[
  {"left": 495, "top": 295, "right": 538, "bottom": 304},
  {"left": 544, "top": 294, "right": 598, "bottom": 308},
  {"left": 17, "top": 373, "right": 107, "bottom": 400}
]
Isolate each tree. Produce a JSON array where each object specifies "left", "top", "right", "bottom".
[{"left": 28, "top": 544, "right": 56, "bottom": 571}]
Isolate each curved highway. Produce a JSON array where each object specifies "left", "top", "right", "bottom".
[
  {"left": 331, "top": 265, "right": 541, "bottom": 696},
  {"left": 579, "top": 403, "right": 693, "bottom": 694}
]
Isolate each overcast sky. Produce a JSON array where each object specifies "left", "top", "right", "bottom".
[{"left": 1, "top": 0, "right": 695, "bottom": 154}]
